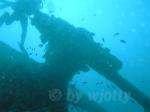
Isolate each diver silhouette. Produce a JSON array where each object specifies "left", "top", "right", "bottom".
[{"left": 0, "top": 0, "right": 42, "bottom": 54}]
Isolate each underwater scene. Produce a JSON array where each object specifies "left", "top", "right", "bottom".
[{"left": 0, "top": 0, "right": 150, "bottom": 112}]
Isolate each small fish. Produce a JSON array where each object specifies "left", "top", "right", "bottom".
[
  {"left": 81, "top": 18, "right": 85, "bottom": 21},
  {"left": 93, "top": 14, "right": 97, "bottom": 16},
  {"left": 114, "top": 32, "right": 120, "bottom": 36},
  {"left": 106, "top": 84, "right": 110, "bottom": 88},
  {"left": 102, "top": 38, "right": 105, "bottom": 42},
  {"left": 32, "top": 48, "right": 35, "bottom": 51},
  {"left": 39, "top": 44, "right": 43, "bottom": 47},
  {"left": 49, "top": 10, "right": 54, "bottom": 13},
  {"left": 100, "top": 81, "right": 103, "bottom": 85},
  {"left": 59, "top": 8, "right": 62, "bottom": 11},
  {"left": 82, "top": 81, "right": 87, "bottom": 84},
  {"left": 29, "top": 53, "right": 32, "bottom": 55},
  {"left": 120, "top": 40, "right": 126, "bottom": 43}
]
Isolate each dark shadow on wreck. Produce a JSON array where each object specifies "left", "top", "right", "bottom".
[{"left": 0, "top": 0, "right": 150, "bottom": 112}]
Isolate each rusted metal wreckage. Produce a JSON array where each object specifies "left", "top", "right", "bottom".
[{"left": 0, "top": 0, "right": 150, "bottom": 112}]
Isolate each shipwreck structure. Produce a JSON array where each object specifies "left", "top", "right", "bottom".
[{"left": 0, "top": 0, "right": 150, "bottom": 112}]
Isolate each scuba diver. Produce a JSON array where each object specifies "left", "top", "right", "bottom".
[{"left": 0, "top": 0, "right": 43, "bottom": 53}]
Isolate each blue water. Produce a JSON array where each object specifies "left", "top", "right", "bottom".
[{"left": 0, "top": 0, "right": 150, "bottom": 112}]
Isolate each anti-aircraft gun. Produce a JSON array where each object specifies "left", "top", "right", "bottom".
[{"left": 31, "top": 11, "right": 150, "bottom": 112}]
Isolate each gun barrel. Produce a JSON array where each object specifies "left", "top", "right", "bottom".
[
  {"left": 90, "top": 61, "right": 150, "bottom": 111},
  {"left": 86, "top": 39, "right": 150, "bottom": 111}
]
